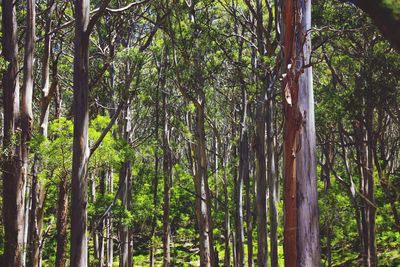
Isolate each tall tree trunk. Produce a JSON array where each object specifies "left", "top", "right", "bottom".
[
  {"left": 119, "top": 103, "right": 132, "bottom": 267},
  {"left": 106, "top": 169, "right": 114, "bottom": 267},
  {"left": 162, "top": 72, "right": 172, "bottom": 267},
  {"left": 222, "top": 151, "right": 231, "bottom": 267},
  {"left": 355, "top": 97, "right": 377, "bottom": 267},
  {"left": 29, "top": 2, "right": 54, "bottom": 266},
  {"left": 97, "top": 170, "right": 107, "bottom": 267},
  {"left": 193, "top": 105, "right": 215, "bottom": 267},
  {"left": 150, "top": 102, "right": 160, "bottom": 267},
  {"left": 282, "top": 0, "right": 321, "bottom": 265},
  {"left": 266, "top": 89, "right": 278, "bottom": 267},
  {"left": 245, "top": 159, "right": 254, "bottom": 267},
  {"left": 162, "top": 119, "right": 172, "bottom": 267},
  {"left": 236, "top": 89, "right": 248, "bottom": 267},
  {"left": 21, "top": 0, "right": 36, "bottom": 264},
  {"left": 364, "top": 107, "right": 376, "bottom": 267},
  {"left": 255, "top": 99, "right": 268, "bottom": 267},
  {"left": 29, "top": 159, "right": 47, "bottom": 267},
  {"left": 1, "top": 0, "right": 23, "bottom": 265},
  {"left": 55, "top": 173, "right": 69, "bottom": 267},
  {"left": 70, "top": 0, "right": 90, "bottom": 265},
  {"left": 150, "top": 155, "right": 159, "bottom": 267}
]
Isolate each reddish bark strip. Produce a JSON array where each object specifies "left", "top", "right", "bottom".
[{"left": 283, "top": 0, "right": 298, "bottom": 265}]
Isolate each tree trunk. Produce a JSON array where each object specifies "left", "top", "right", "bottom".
[
  {"left": 222, "top": 153, "right": 231, "bottom": 267},
  {"left": 162, "top": 82, "right": 172, "bottom": 267},
  {"left": 97, "top": 170, "right": 107, "bottom": 267},
  {"left": 28, "top": 2, "right": 55, "bottom": 266},
  {"left": 28, "top": 159, "right": 47, "bottom": 267},
  {"left": 106, "top": 169, "right": 114, "bottom": 267},
  {"left": 245, "top": 148, "right": 254, "bottom": 267},
  {"left": 2, "top": 0, "right": 24, "bottom": 265},
  {"left": 266, "top": 89, "right": 278, "bottom": 267},
  {"left": 193, "top": 105, "right": 215, "bottom": 267},
  {"left": 150, "top": 104, "right": 160, "bottom": 267},
  {"left": 21, "top": 0, "right": 35, "bottom": 264},
  {"left": 255, "top": 100, "right": 268, "bottom": 267},
  {"left": 354, "top": 101, "right": 377, "bottom": 267},
  {"left": 56, "top": 173, "right": 69, "bottom": 267},
  {"left": 119, "top": 103, "right": 132, "bottom": 267},
  {"left": 282, "top": 0, "right": 321, "bottom": 265},
  {"left": 236, "top": 89, "right": 248, "bottom": 267},
  {"left": 70, "top": 0, "right": 90, "bottom": 265}
]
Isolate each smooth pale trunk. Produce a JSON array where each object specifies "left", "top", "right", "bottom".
[
  {"left": 283, "top": 0, "right": 321, "bottom": 265},
  {"left": 162, "top": 90, "right": 172, "bottom": 267},
  {"left": 70, "top": 0, "right": 90, "bottom": 266},
  {"left": 119, "top": 103, "right": 132, "bottom": 267},
  {"left": 267, "top": 89, "right": 278, "bottom": 267}
]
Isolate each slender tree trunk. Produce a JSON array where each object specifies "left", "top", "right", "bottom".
[
  {"left": 255, "top": 99, "right": 268, "bottom": 267},
  {"left": 71, "top": 0, "right": 90, "bottom": 265},
  {"left": 21, "top": 0, "right": 35, "bottom": 265},
  {"left": 29, "top": 158, "right": 47, "bottom": 267},
  {"left": 266, "top": 89, "right": 278, "bottom": 267},
  {"left": 236, "top": 89, "right": 248, "bottom": 267},
  {"left": 162, "top": 128, "right": 172, "bottom": 267},
  {"left": 106, "top": 169, "right": 114, "bottom": 267},
  {"left": 245, "top": 140, "right": 255, "bottom": 267},
  {"left": 282, "top": 0, "right": 321, "bottom": 265},
  {"left": 150, "top": 105, "right": 160, "bottom": 267},
  {"left": 222, "top": 153, "right": 231, "bottom": 267},
  {"left": 162, "top": 79, "right": 172, "bottom": 267},
  {"left": 150, "top": 155, "right": 159, "bottom": 267},
  {"left": 119, "top": 103, "right": 132, "bottom": 267},
  {"left": 56, "top": 173, "right": 69, "bottom": 267},
  {"left": 29, "top": 2, "right": 55, "bottom": 266},
  {"left": 364, "top": 107, "right": 377, "bottom": 267},
  {"left": 97, "top": 170, "right": 107, "bottom": 267}
]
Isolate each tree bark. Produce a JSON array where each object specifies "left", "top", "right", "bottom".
[
  {"left": 119, "top": 103, "right": 132, "bottom": 267},
  {"left": 255, "top": 99, "right": 268, "bottom": 267},
  {"left": 150, "top": 101, "right": 160, "bottom": 267},
  {"left": 236, "top": 88, "right": 248, "bottom": 267},
  {"left": 162, "top": 97, "right": 172, "bottom": 267},
  {"left": 282, "top": 0, "right": 321, "bottom": 265},
  {"left": 106, "top": 169, "right": 114, "bottom": 267},
  {"left": 193, "top": 105, "right": 215, "bottom": 267},
  {"left": 70, "top": 0, "right": 90, "bottom": 265},
  {"left": 354, "top": 90, "right": 377, "bottom": 267},
  {"left": 21, "top": 1, "right": 36, "bottom": 263},
  {"left": 55, "top": 173, "right": 69, "bottom": 267},
  {"left": 1, "top": 0, "right": 23, "bottom": 265},
  {"left": 222, "top": 151, "right": 231, "bottom": 267},
  {"left": 245, "top": 158, "right": 254, "bottom": 267},
  {"left": 266, "top": 89, "right": 278, "bottom": 267},
  {"left": 29, "top": 3, "right": 55, "bottom": 266}
]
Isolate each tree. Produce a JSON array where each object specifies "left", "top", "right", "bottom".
[
  {"left": 350, "top": 0, "right": 400, "bottom": 51},
  {"left": 2, "top": 0, "right": 24, "bottom": 265},
  {"left": 282, "top": 0, "right": 321, "bottom": 265}
]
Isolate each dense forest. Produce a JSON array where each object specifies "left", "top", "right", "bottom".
[{"left": 0, "top": 0, "right": 399, "bottom": 266}]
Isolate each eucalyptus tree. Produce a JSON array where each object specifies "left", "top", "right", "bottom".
[
  {"left": 1, "top": 0, "right": 36, "bottom": 265},
  {"left": 70, "top": 0, "right": 113, "bottom": 265},
  {"left": 282, "top": 0, "right": 321, "bottom": 265}
]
